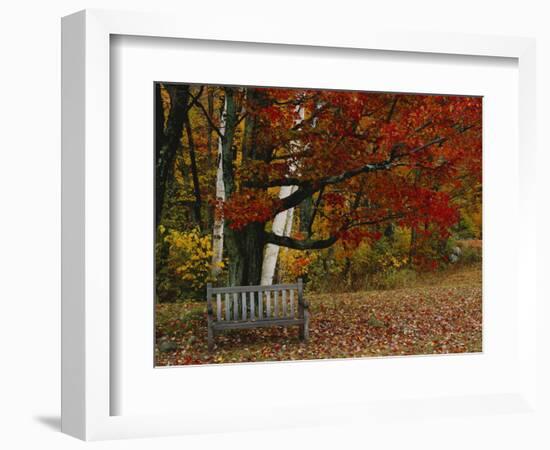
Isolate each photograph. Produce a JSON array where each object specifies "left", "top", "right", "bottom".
[{"left": 154, "top": 83, "right": 482, "bottom": 366}]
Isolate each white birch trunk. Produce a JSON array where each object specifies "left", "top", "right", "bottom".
[
  {"left": 211, "top": 97, "right": 226, "bottom": 275},
  {"left": 283, "top": 197, "right": 296, "bottom": 238},
  {"left": 260, "top": 105, "right": 304, "bottom": 285},
  {"left": 260, "top": 185, "right": 297, "bottom": 285}
]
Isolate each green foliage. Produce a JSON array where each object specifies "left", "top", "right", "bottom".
[
  {"left": 367, "top": 268, "right": 418, "bottom": 290},
  {"left": 458, "top": 243, "right": 482, "bottom": 265},
  {"left": 453, "top": 211, "right": 480, "bottom": 239}
]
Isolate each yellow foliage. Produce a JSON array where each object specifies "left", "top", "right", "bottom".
[
  {"left": 278, "top": 248, "right": 318, "bottom": 281},
  {"left": 164, "top": 228, "right": 223, "bottom": 291}
]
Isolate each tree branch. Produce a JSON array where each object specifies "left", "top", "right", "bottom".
[
  {"left": 265, "top": 211, "right": 405, "bottom": 251},
  {"left": 344, "top": 213, "right": 405, "bottom": 230},
  {"left": 386, "top": 97, "right": 398, "bottom": 122},
  {"left": 188, "top": 92, "right": 223, "bottom": 139},
  {"left": 270, "top": 148, "right": 313, "bottom": 161},
  {"left": 290, "top": 102, "right": 329, "bottom": 131},
  {"left": 307, "top": 186, "right": 324, "bottom": 237},
  {"left": 409, "top": 136, "right": 447, "bottom": 154},
  {"left": 267, "top": 125, "right": 476, "bottom": 214},
  {"left": 264, "top": 231, "right": 338, "bottom": 250},
  {"left": 236, "top": 112, "right": 248, "bottom": 127}
]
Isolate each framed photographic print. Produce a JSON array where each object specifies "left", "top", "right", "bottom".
[
  {"left": 62, "top": 9, "right": 538, "bottom": 442},
  {"left": 152, "top": 82, "right": 483, "bottom": 367}
]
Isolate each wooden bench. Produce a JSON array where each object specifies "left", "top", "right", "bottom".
[{"left": 206, "top": 279, "right": 309, "bottom": 351}]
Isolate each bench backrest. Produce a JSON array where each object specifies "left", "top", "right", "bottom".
[{"left": 206, "top": 279, "right": 304, "bottom": 323}]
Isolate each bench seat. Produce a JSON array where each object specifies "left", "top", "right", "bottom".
[
  {"left": 212, "top": 318, "right": 304, "bottom": 331},
  {"left": 206, "top": 279, "right": 309, "bottom": 351}
]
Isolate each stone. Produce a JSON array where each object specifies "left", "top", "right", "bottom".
[{"left": 158, "top": 340, "right": 178, "bottom": 352}]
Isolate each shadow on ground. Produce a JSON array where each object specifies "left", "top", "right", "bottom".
[{"left": 34, "top": 415, "right": 61, "bottom": 431}]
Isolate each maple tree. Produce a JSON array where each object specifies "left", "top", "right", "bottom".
[{"left": 155, "top": 83, "right": 481, "bottom": 290}]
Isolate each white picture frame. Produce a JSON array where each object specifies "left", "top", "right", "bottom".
[{"left": 61, "top": 9, "right": 538, "bottom": 441}]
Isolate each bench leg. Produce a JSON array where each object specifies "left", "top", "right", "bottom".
[
  {"left": 207, "top": 325, "right": 214, "bottom": 352},
  {"left": 207, "top": 284, "right": 214, "bottom": 351},
  {"left": 300, "top": 309, "right": 309, "bottom": 343}
]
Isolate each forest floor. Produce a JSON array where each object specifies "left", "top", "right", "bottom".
[{"left": 155, "top": 264, "right": 482, "bottom": 366}]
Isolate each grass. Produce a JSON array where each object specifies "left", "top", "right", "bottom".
[{"left": 155, "top": 264, "right": 482, "bottom": 366}]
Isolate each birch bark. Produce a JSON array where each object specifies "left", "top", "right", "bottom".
[
  {"left": 260, "top": 105, "right": 304, "bottom": 285},
  {"left": 260, "top": 185, "right": 298, "bottom": 285},
  {"left": 211, "top": 95, "right": 226, "bottom": 275}
]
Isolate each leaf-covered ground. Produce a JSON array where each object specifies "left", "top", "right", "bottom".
[{"left": 155, "top": 265, "right": 482, "bottom": 366}]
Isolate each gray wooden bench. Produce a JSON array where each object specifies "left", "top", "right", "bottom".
[{"left": 206, "top": 279, "right": 309, "bottom": 351}]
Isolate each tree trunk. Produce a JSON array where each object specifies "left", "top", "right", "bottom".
[
  {"left": 284, "top": 197, "right": 296, "bottom": 237},
  {"left": 244, "top": 222, "right": 266, "bottom": 285},
  {"left": 299, "top": 196, "right": 314, "bottom": 233},
  {"left": 206, "top": 87, "right": 214, "bottom": 158},
  {"left": 219, "top": 87, "right": 243, "bottom": 284},
  {"left": 211, "top": 94, "right": 227, "bottom": 276},
  {"left": 226, "top": 222, "right": 266, "bottom": 286},
  {"left": 409, "top": 226, "right": 417, "bottom": 267},
  {"left": 155, "top": 84, "right": 189, "bottom": 226},
  {"left": 183, "top": 112, "right": 203, "bottom": 231},
  {"left": 409, "top": 168, "right": 421, "bottom": 267},
  {"left": 223, "top": 88, "right": 274, "bottom": 286},
  {"left": 205, "top": 88, "right": 215, "bottom": 230},
  {"left": 261, "top": 185, "right": 297, "bottom": 285},
  {"left": 260, "top": 105, "right": 304, "bottom": 285}
]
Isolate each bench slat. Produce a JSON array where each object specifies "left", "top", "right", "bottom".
[
  {"left": 258, "top": 291, "right": 263, "bottom": 319},
  {"left": 212, "top": 318, "right": 304, "bottom": 331},
  {"left": 216, "top": 293, "right": 222, "bottom": 321},
  {"left": 225, "top": 293, "right": 230, "bottom": 321},
  {"left": 233, "top": 293, "right": 238, "bottom": 321},
  {"left": 210, "top": 283, "right": 300, "bottom": 294},
  {"left": 211, "top": 287, "right": 299, "bottom": 322}
]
